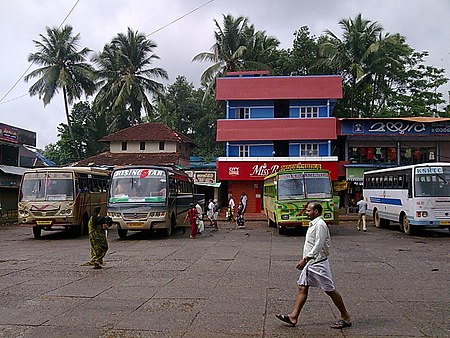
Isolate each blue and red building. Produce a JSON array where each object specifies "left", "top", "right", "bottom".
[{"left": 215, "top": 71, "right": 342, "bottom": 213}]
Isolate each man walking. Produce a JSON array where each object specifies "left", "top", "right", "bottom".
[
  {"left": 275, "top": 202, "right": 351, "bottom": 329},
  {"left": 357, "top": 196, "right": 368, "bottom": 231}
]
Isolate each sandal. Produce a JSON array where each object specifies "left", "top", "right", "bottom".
[
  {"left": 275, "top": 314, "right": 296, "bottom": 327},
  {"left": 331, "top": 319, "right": 352, "bottom": 329}
]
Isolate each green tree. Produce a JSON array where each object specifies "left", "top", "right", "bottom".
[
  {"left": 24, "top": 25, "right": 97, "bottom": 159},
  {"left": 155, "top": 76, "right": 224, "bottom": 158},
  {"left": 319, "top": 14, "right": 384, "bottom": 117},
  {"left": 43, "top": 102, "right": 111, "bottom": 165},
  {"left": 193, "top": 14, "right": 279, "bottom": 97},
  {"left": 93, "top": 27, "right": 168, "bottom": 125}
]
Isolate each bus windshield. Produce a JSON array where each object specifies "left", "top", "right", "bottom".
[
  {"left": 20, "top": 172, "right": 74, "bottom": 201},
  {"left": 414, "top": 166, "right": 450, "bottom": 197},
  {"left": 109, "top": 168, "right": 167, "bottom": 203},
  {"left": 278, "top": 173, "right": 332, "bottom": 200}
]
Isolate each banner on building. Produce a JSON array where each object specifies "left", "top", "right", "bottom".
[{"left": 217, "top": 160, "right": 338, "bottom": 180}]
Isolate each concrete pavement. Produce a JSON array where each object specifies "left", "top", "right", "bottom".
[{"left": 0, "top": 219, "right": 448, "bottom": 337}]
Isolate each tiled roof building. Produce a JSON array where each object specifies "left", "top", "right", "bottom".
[{"left": 75, "top": 123, "right": 193, "bottom": 168}]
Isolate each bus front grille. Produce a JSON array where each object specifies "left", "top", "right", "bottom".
[{"left": 123, "top": 213, "right": 148, "bottom": 220}]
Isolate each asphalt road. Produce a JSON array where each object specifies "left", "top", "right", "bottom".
[{"left": 0, "top": 220, "right": 448, "bottom": 337}]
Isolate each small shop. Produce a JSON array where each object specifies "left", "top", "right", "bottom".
[{"left": 217, "top": 159, "right": 338, "bottom": 214}]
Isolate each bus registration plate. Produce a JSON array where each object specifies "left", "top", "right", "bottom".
[
  {"left": 127, "top": 222, "right": 144, "bottom": 227},
  {"left": 36, "top": 221, "right": 52, "bottom": 225},
  {"left": 439, "top": 221, "right": 450, "bottom": 225}
]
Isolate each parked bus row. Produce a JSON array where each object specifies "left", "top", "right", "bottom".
[{"left": 18, "top": 166, "right": 194, "bottom": 239}]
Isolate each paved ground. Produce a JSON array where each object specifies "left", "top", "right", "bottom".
[{"left": 0, "top": 219, "right": 448, "bottom": 337}]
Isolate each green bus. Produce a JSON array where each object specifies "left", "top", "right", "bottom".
[{"left": 263, "top": 169, "right": 337, "bottom": 234}]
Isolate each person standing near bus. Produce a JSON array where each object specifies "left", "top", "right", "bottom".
[
  {"left": 184, "top": 203, "right": 198, "bottom": 239},
  {"left": 84, "top": 206, "right": 110, "bottom": 269},
  {"left": 240, "top": 192, "right": 248, "bottom": 216},
  {"left": 227, "top": 195, "right": 235, "bottom": 222},
  {"left": 357, "top": 196, "right": 368, "bottom": 232},
  {"left": 207, "top": 199, "right": 215, "bottom": 226},
  {"left": 275, "top": 202, "right": 351, "bottom": 329}
]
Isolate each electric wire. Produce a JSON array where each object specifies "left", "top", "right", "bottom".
[
  {"left": 0, "top": 0, "right": 80, "bottom": 104},
  {"left": 0, "top": 0, "right": 215, "bottom": 106}
]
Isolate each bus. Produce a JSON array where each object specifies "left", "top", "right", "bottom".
[
  {"left": 263, "top": 169, "right": 336, "bottom": 234},
  {"left": 107, "top": 166, "right": 194, "bottom": 238},
  {"left": 363, "top": 162, "right": 450, "bottom": 235},
  {"left": 18, "top": 167, "right": 110, "bottom": 238}
]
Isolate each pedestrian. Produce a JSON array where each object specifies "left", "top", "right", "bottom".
[
  {"left": 236, "top": 202, "right": 245, "bottom": 228},
  {"left": 240, "top": 192, "right": 248, "bottom": 215},
  {"left": 275, "top": 202, "right": 351, "bottom": 329},
  {"left": 227, "top": 194, "right": 235, "bottom": 222},
  {"left": 184, "top": 203, "right": 198, "bottom": 239},
  {"left": 83, "top": 206, "right": 111, "bottom": 269},
  {"left": 195, "top": 200, "right": 204, "bottom": 234},
  {"left": 357, "top": 196, "right": 368, "bottom": 231},
  {"left": 207, "top": 198, "right": 214, "bottom": 226},
  {"left": 212, "top": 199, "right": 219, "bottom": 231}
]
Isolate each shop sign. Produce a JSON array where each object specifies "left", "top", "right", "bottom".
[
  {"left": 193, "top": 171, "right": 216, "bottom": 184},
  {"left": 342, "top": 120, "right": 450, "bottom": 136},
  {"left": 218, "top": 161, "right": 338, "bottom": 180},
  {"left": 0, "top": 124, "right": 18, "bottom": 143}
]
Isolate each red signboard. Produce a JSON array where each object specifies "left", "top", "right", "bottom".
[
  {"left": 217, "top": 160, "right": 339, "bottom": 180},
  {"left": 0, "top": 124, "right": 18, "bottom": 143}
]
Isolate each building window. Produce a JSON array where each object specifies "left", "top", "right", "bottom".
[
  {"left": 159, "top": 141, "right": 165, "bottom": 150},
  {"left": 235, "top": 107, "right": 250, "bottom": 119},
  {"left": 300, "top": 106, "right": 318, "bottom": 118},
  {"left": 121, "top": 142, "right": 127, "bottom": 151},
  {"left": 300, "top": 143, "right": 318, "bottom": 157},
  {"left": 140, "top": 142, "right": 146, "bottom": 150},
  {"left": 239, "top": 145, "right": 249, "bottom": 157}
]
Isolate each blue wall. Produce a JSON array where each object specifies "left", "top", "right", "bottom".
[{"left": 227, "top": 141, "right": 330, "bottom": 157}]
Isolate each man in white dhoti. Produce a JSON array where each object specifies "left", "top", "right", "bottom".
[{"left": 276, "top": 202, "right": 352, "bottom": 329}]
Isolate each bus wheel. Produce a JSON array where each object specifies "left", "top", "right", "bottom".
[
  {"left": 118, "top": 228, "right": 128, "bottom": 239},
  {"left": 374, "top": 210, "right": 389, "bottom": 228},
  {"left": 268, "top": 218, "right": 276, "bottom": 228},
  {"left": 401, "top": 215, "right": 414, "bottom": 235},
  {"left": 374, "top": 210, "right": 382, "bottom": 228},
  {"left": 164, "top": 215, "right": 175, "bottom": 237},
  {"left": 32, "top": 226, "right": 42, "bottom": 238}
]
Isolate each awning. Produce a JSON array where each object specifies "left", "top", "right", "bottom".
[
  {"left": 0, "top": 165, "right": 27, "bottom": 176},
  {"left": 194, "top": 182, "right": 222, "bottom": 188}
]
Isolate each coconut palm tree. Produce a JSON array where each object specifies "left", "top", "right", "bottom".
[
  {"left": 24, "top": 25, "right": 96, "bottom": 158},
  {"left": 193, "top": 14, "right": 279, "bottom": 97},
  {"left": 319, "top": 14, "right": 384, "bottom": 117},
  {"left": 92, "top": 28, "right": 168, "bottom": 125}
]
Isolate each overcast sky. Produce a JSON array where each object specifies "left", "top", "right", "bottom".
[{"left": 0, "top": 0, "right": 449, "bottom": 149}]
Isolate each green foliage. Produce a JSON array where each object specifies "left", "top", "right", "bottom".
[
  {"left": 154, "top": 76, "right": 225, "bottom": 159},
  {"left": 25, "top": 25, "right": 97, "bottom": 159},
  {"left": 193, "top": 14, "right": 279, "bottom": 97},
  {"left": 42, "top": 102, "right": 110, "bottom": 165},
  {"left": 92, "top": 27, "right": 168, "bottom": 125}
]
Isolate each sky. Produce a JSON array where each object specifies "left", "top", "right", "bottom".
[{"left": 0, "top": 0, "right": 449, "bottom": 149}]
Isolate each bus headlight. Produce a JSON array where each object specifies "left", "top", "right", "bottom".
[
  {"left": 281, "top": 214, "right": 289, "bottom": 220},
  {"left": 323, "top": 213, "right": 332, "bottom": 219},
  {"left": 416, "top": 211, "right": 428, "bottom": 218},
  {"left": 149, "top": 211, "right": 166, "bottom": 217},
  {"left": 19, "top": 209, "right": 29, "bottom": 217},
  {"left": 108, "top": 212, "right": 121, "bottom": 218},
  {"left": 60, "top": 209, "right": 72, "bottom": 215}
]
